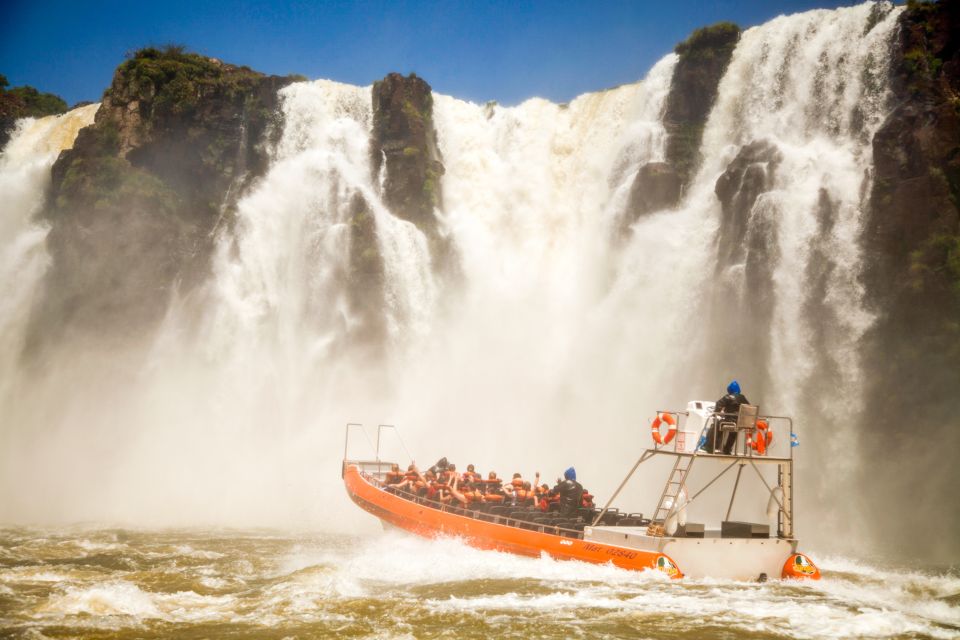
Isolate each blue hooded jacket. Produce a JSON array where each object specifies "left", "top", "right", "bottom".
[
  {"left": 727, "top": 380, "right": 741, "bottom": 395},
  {"left": 564, "top": 467, "right": 576, "bottom": 481}
]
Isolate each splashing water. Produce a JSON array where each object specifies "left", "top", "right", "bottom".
[{"left": 0, "top": 528, "right": 956, "bottom": 639}]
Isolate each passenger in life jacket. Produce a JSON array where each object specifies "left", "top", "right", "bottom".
[
  {"left": 703, "top": 380, "right": 750, "bottom": 454},
  {"left": 514, "top": 481, "right": 537, "bottom": 506},
  {"left": 580, "top": 489, "right": 595, "bottom": 508},
  {"left": 534, "top": 483, "right": 553, "bottom": 511},
  {"left": 505, "top": 473, "right": 523, "bottom": 504},
  {"left": 440, "top": 463, "right": 469, "bottom": 507},
  {"left": 551, "top": 467, "right": 584, "bottom": 517},
  {"left": 421, "top": 470, "right": 438, "bottom": 499},
  {"left": 483, "top": 471, "right": 505, "bottom": 503},
  {"left": 384, "top": 463, "right": 404, "bottom": 485},
  {"left": 462, "top": 464, "right": 481, "bottom": 484},
  {"left": 393, "top": 463, "right": 423, "bottom": 494},
  {"left": 459, "top": 465, "right": 483, "bottom": 504}
]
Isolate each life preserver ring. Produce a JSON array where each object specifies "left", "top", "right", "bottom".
[
  {"left": 749, "top": 419, "right": 773, "bottom": 455},
  {"left": 651, "top": 413, "right": 677, "bottom": 445}
]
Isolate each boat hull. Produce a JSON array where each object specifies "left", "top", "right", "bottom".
[
  {"left": 343, "top": 463, "right": 680, "bottom": 576},
  {"left": 586, "top": 524, "right": 798, "bottom": 580}
]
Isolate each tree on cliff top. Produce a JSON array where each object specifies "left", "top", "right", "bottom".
[
  {"left": 0, "top": 75, "right": 68, "bottom": 120},
  {"left": 674, "top": 21, "right": 740, "bottom": 58}
]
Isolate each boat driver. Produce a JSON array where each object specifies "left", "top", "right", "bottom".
[{"left": 703, "top": 380, "right": 750, "bottom": 454}]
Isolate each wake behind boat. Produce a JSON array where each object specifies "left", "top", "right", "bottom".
[{"left": 342, "top": 402, "right": 821, "bottom": 581}]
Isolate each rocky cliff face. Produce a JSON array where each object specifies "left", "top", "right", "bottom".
[
  {"left": 332, "top": 72, "right": 451, "bottom": 348},
  {"left": 33, "top": 47, "right": 295, "bottom": 346},
  {"left": 708, "top": 140, "right": 782, "bottom": 399},
  {"left": 624, "top": 22, "right": 740, "bottom": 224},
  {"left": 369, "top": 73, "right": 451, "bottom": 269},
  {"left": 861, "top": 0, "right": 959, "bottom": 556}
]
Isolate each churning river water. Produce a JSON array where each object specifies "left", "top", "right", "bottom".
[{"left": 1, "top": 528, "right": 957, "bottom": 639}]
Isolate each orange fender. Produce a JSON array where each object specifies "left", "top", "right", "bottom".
[{"left": 781, "top": 553, "right": 821, "bottom": 580}]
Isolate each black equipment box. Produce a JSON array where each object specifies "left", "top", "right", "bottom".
[
  {"left": 677, "top": 523, "right": 705, "bottom": 538},
  {"left": 721, "top": 521, "right": 769, "bottom": 538}
]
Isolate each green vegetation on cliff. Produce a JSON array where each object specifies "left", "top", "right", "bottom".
[
  {"left": 0, "top": 74, "right": 68, "bottom": 119},
  {"left": 119, "top": 46, "right": 263, "bottom": 116},
  {"left": 0, "top": 74, "right": 69, "bottom": 148},
  {"left": 674, "top": 22, "right": 740, "bottom": 58}
]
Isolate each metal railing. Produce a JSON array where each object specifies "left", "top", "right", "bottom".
[{"left": 652, "top": 408, "right": 795, "bottom": 460}]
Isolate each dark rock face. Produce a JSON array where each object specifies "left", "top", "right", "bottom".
[
  {"left": 624, "top": 23, "right": 740, "bottom": 226},
  {"left": 860, "top": 0, "right": 960, "bottom": 559},
  {"left": 709, "top": 140, "right": 782, "bottom": 399},
  {"left": 32, "top": 47, "right": 294, "bottom": 346},
  {"left": 714, "top": 140, "right": 782, "bottom": 269},
  {"left": 665, "top": 22, "right": 741, "bottom": 185},
  {"left": 346, "top": 193, "right": 386, "bottom": 346},
  {"left": 370, "top": 73, "right": 445, "bottom": 234},
  {"left": 0, "top": 75, "right": 69, "bottom": 149},
  {"left": 625, "top": 162, "right": 682, "bottom": 220}
]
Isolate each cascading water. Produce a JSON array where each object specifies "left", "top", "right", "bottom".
[
  {"left": 682, "top": 3, "right": 903, "bottom": 548},
  {"left": 0, "top": 105, "right": 99, "bottom": 396},
  {"left": 0, "top": 4, "right": 905, "bottom": 535}
]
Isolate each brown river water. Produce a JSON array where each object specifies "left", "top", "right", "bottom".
[{"left": 0, "top": 527, "right": 957, "bottom": 639}]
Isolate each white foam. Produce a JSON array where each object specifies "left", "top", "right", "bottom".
[
  {"left": 38, "top": 581, "right": 239, "bottom": 625},
  {"left": 40, "top": 581, "right": 165, "bottom": 619}
]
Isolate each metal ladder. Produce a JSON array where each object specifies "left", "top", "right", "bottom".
[{"left": 651, "top": 454, "right": 696, "bottom": 526}]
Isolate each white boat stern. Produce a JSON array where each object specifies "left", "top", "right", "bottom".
[{"left": 584, "top": 526, "right": 798, "bottom": 581}]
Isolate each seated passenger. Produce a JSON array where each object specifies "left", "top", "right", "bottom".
[
  {"left": 440, "top": 463, "right": 469, "bottom": 507},
  {"left": 516, "top": 481, "right": 537, "bottom": 506},
  {"left": 482, "top": 471, "right": 505, "bottom": 503},
  {"left": 508, "top": 472, "right": 524, "bottom": 492},
  {"left": 392, "top": 463, "right": 422, "bottom": 493},
  {"left": 535, "top": 483, "right": 554, "bottom": 511},
  {"left": 463, "top": 464, "right": 481, "bottom": 484},
  {"left": 421, "top": 470, "right": 438, "bottom": 499},
  {"left": 384, "top": 463, "right": 404, "bottom": 485},
  {"left": 581, "top": 489, "right": 595, "bottom": 508}
]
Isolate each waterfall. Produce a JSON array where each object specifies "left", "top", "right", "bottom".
[
  {"left": 698, "top": 4, "right": 901, "bottom": 454},
  {"left": 0, "top": 105, "right": 98, "bottom": 398},
  {"left": 0, "top": 3, "right": 908, "bottom": 540}
]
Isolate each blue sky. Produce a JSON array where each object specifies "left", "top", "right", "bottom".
[{"left": 3, "top": 0, "right": 867, "bottom": 107}]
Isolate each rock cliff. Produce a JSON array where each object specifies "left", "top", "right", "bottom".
[
  {"left": 624, "top": 22, "right": 740, "bottom": 225},
  {"left": 33, "top": 47, "right": 296, "bottom": 345},
  {"left": 861, "top": 0, "right": 959, "bottom": 557},
  {"left": 369, "top": 72, "right": 451, "bottom": 269},
  {"left": 708, "top": 140, "right": 782, "bottom": 399}
]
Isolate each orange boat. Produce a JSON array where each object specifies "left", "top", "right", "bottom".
[
  {"left": 342, "top": 403, "right": 822, "bottom": 582},
  {"left": 342, "top": 460, "right": 683, "bottom": 577}
]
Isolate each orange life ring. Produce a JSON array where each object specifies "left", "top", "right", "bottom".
[
  {"left": 651, "top": 413, "right": 677, "bottom": 445},
  {"left": 749, "top": 419, "right": 773, "bottom": 455}
]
